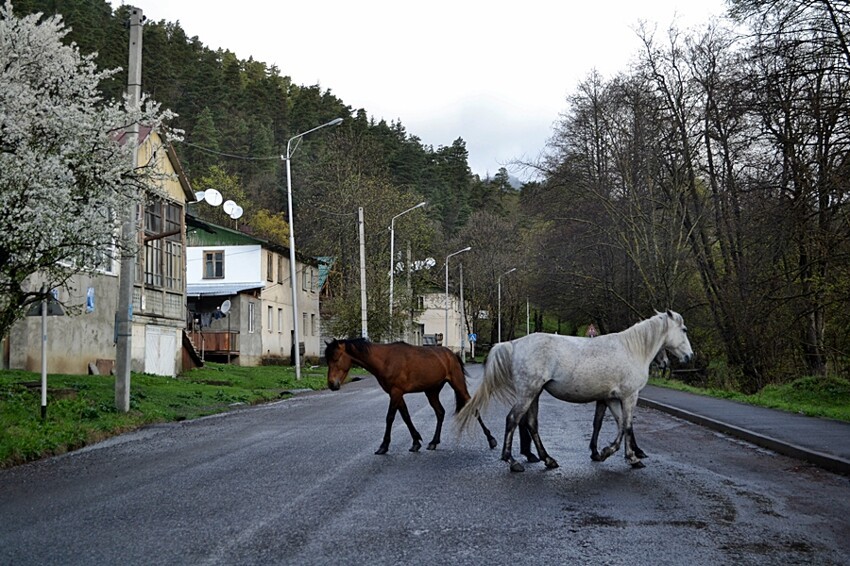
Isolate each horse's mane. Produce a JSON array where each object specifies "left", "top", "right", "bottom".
[
  {"left": 345, "top": 337, "right": 372, "bottom": 357},
  {"left": 620, "top": 312, "right": 669, "bottom": 360},
  {"left": 325, "top": 337, "right": 372, "bottom": 361}
]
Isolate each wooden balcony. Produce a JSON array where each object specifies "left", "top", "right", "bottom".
[{"left": 188, "top": 330, "right": 240, "bottom": 359}]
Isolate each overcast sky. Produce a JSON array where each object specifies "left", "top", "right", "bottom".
[{"left": 109, "top": 0, "right": 728, "bottom": 181}]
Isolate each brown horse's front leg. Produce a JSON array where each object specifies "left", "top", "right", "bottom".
[
  {"left": 376, "top": 402, "right": 397, "bottom": 455},
  {"left": 376, "top": 392, "right": 422, "bottom": 454},
  {"left": 424, "top": 388, "right": 445, "bottom": 450}
]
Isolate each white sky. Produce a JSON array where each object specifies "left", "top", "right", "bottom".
[{"left": 109, "top": 0, "right": 728, "bottom": 181}]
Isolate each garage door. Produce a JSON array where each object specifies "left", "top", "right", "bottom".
[{"left": 145, "top": 325, "right": 176, "bottom": 377}]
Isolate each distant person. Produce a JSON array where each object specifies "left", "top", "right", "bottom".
[{"left": 586, "top": 323, "right": 598, "bottom": 338}]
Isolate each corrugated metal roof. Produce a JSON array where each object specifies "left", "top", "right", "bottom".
[{"left": 186, "top": 282, "right": 264, "bottom": 297}]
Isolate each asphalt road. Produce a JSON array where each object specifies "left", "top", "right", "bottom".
[{"left": 1, "top": 365, "right": 849, "bottom": 565}]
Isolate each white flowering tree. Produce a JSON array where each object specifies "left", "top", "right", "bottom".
[{"left": 0, "top": 2, "right": 176, "bottom": 338}]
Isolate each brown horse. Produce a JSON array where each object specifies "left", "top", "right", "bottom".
[{"left": 325, "top": 338, "right": 498, "bottom": 455}]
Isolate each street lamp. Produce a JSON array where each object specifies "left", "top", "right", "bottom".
[
  {"left": 445, "top": 246, "right": 471, "bottom": 350},
  {"left": 284, "top": 117, "right": 343, "bottom": 379},
  {"left": 498, "top": 267, "right": 517, "bottom": 342},
  {"left": 389, "top": 201, "right": 426, "bottom": 339}
]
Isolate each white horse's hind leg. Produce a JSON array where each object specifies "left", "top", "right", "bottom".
[
  {"left": 501, "top": 393, "right": 543, "bottom": 473},
  {"left": 522, "top": 396, "right": 559, "bottom": 469},
  {"left": 621, "top": 394, "right": 644, "bottom": 468},
  {"left": 599, "top": 398, "right": 626, "bottom": 461}
]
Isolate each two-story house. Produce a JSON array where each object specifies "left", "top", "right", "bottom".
[
  {"left": 412, "top": 292, "right": 467, "bottom": 354},
  {"left": 185, "top": 215, "right": 321, "bottom": 366},
  {"left": 5, "top": 128, "right": 196, "bottom": 376}
]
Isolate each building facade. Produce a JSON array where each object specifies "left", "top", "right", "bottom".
[
  {"left": 5, "top": 129, "right": 195, "bottom": 376},
  {"left": 186, "top": 216, "right": 321, "bottom": 366}
]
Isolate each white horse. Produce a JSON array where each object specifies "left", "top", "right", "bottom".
[
  {"left": 518, "top": 346, "right": 669, "bottom": 464},
  {"left": 457, "top": 310, "right": 693, "bottom": 472}
]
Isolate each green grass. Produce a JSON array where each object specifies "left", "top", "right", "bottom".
[
  {"left": 0, "top": 363, "right": 332, "bottom": 469},
  {"left": 649, "top": 374, "right": 850, "bottom": 422}
]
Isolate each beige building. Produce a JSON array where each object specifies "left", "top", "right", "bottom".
[
  {"left": 411, "top": 292, "right": 467, "bottom": 354},
  {"left": 5, "top": 128, "right": 196, "bottom": 376}
]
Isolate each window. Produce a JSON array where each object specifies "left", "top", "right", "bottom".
[
  {"left": 302, "top": 266, "right": 313, "bottom": 291},
  {"left": 267, "top": 251, "right": 274, "bottom": 282},
  {"left": 144, "top": 199, "right": 183, "bottom": 290},
  {"left": 267, "top": 306, "right": 273, "bottom": 331},
  {"left": 277, "top": 256, "right": 284, "bottom": 284},
  {"left": 248, "top": 302, "right": 255, "bottom": 333},
  {"left": 302, "top": 313, "right": 308, "bottom": 337},
  {"left": 278, "top": 308, "right": 283, "bottom": 333},
  {"left": 311, "top": 313, "right": 316, "bottom": 336},
  {"left": 204, "top": 251, "right": 224, "bottom": 279}
]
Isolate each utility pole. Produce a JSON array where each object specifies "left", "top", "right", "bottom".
[
  {"left": 115, "top": 6, "right": 143, "bottom": 412},
  {"left": 406, "top": 241, "right": 412, "bottom": 343},
  {"left": 358, "top": 207, "right": 368, "bottom": 339},
  {"left": 459, "top": 263, "right": 465, "bottom": 360}
]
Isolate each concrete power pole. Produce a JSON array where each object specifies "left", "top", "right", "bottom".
[
  {"left": 115, "top": 7, "right": 143, "bottom": 412},
  {"left": 358, "top": 207, "right": 368, "bottom": 339}
]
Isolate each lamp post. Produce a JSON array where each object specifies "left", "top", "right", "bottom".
[
  {"left": 498, "top": 267, "right": 516, "bottom": 342},
  {"left": 445, "top": 246, "right": 471, "bottom": 350},
  {"left": 389, "top": 201, "right": 426, "bottom": 339},
  {"left": 284, "top": 117, "right": 343, "bottom": 379}
]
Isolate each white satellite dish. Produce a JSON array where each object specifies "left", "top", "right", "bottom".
[
  {"left": 230, "top": 205, "right": 244, "bottom": 220},
  {"left": 194, "top": 191, "right": 206, "bottom": 202},
  {"left": 220, "top": 299, "right": 231, "bottom": 314},
  {"left": 222, "top": 200, "right": 236, "bottom": 214},
  {"left": 204, "top": 188, "right": 223, "bottom": 206}
]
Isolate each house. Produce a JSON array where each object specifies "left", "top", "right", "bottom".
[
  {"left": 185, "top": 215, "right": 321, "bottom": 366},
  {"left": 5, "top": 128, "right": 197, "bottom": 376},
  {"left": 411, "top": 292, "right": 467, "bottom": 354}
]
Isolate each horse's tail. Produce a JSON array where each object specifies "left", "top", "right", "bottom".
[
  {"left": 453, "top": 353, "right": 468, "bottom": 414},
  {"left": 456, "top": 342, "right": 516, "bottom": 434}
]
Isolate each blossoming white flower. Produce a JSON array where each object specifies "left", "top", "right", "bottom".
[{"left": 0, "top": 2, "right": 179, "bottom": 337}]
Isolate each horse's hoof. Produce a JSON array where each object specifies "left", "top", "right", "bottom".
[
  {"left": 410, "top": 442, "right": 421, "bottom": 452},
  {"left": 426, "top": 443, "right": 437, "bottom": 450},
  {"left": 510, "top": 461, "right": 526, "bottom": 473},
  {"left": 488, "top": 437, "right": 498, "bottom": 450},
  {"left": 523, "top": 453, "right": 541, "bottom": 463},
  {"left": 600, "top": 447, "right": 616, "bottom": 461},
  {"left": 635, "top": 449, "right": 648, "bottom": 459},
  {"left": 375, "top": 446, "right": 388, "bottom": 455},
  {"left": 544, "top": 457, "right": 559, "bottom": 469},
  {"left": 630, "top": 460, "right": 646, "bottom": 469},
  {"left": 590, "top": 452, "right": 603, "bottom": 462}
]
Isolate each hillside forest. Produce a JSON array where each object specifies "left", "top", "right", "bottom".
[{"left": 9, "top": 0, "right": 850, "bottom": 393}]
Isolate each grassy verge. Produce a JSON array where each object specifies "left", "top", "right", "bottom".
[
  {"left": 0, "top": 363, "right": 334, "bottom": 469},
  {"left": 649, "top": 374, "right": 850, "bottom": 422}
]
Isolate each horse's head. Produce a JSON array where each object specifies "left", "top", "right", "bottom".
[
  {"left": 661, "top": 310, "right": 693, "bottom": 364},
  {"left": 325, "top": 339, "right": 353, "bottom": 391}
]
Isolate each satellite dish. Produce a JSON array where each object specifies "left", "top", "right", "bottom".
[
  {"left": 204, "top": 188, "right": 223, "bottom": 206},
  {"left": 220, "top": 299, "right": 231, "bottom": 314},
  {"left": 230, "top": 205, "right": 244, "bottom": 220},
  {"left": 194, "top": 191, "right": 206, "bottom": 202},
  {"left": 222, "top": 200, "right": 236, "bottom": 214}
]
